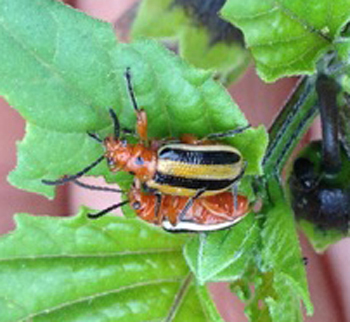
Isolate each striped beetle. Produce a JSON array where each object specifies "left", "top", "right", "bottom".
[{"left": 43, "top": 67, "right": 249, "bottom": 220}]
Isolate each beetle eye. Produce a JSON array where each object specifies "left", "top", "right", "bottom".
[
  {"left": 107, "top": 158, "right": 114, "bottom": 166},
  {"left": 135, "top": 156, "right": 144, "bottom": 165},
  {"left": 132, "top": 201, "right": 141, "bottom": 210}
]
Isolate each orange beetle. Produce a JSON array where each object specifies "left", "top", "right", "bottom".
[
  {"left": 43, "top": 68, "right": 249, "bottom": 221},
  {"left": 73, "top": 179, "right": 249, "bottom": 232},
  {"left": 128, "top": 187, "right": 249, "bottom": 232},
  {"left": 122, "top": 179, "right": 250, "bottom": 232}
]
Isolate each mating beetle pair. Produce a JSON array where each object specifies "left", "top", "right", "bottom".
[{"left": 43, "top": 68, "right": 250, "bottom": 231}]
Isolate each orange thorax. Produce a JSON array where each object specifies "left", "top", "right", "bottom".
[{"left": 104, "top": 137, "right": 157, "bottom": 182}]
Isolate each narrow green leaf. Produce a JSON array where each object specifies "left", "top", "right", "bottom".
[
  {"left": 0, "top": 210, "right": 222, "bottom": 322},
  {"left": 221, "top": 0, "right": 350, "bottom": 81},
  {"left": 184, "top": 213, "right": 259, "bottom": 284},
  {"left": 258, "top": 180, "right": 313, "bottom": 320},
  {"left": 131, "top": 0, "right": 250, "bottom": 84}
]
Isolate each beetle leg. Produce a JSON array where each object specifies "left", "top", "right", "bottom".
[
  {"left": 178, "top": 188, "right": 206, "bottom": 221},
  {"left": 87, "top": 200, "right": 129, "bottom": 219},
  {"left": 206, "top": 124, "right": 251, "bottom": 140},
  {"left": 125, "top": 67, "right": 148, "bottom": 143},
  {"left": 232, "top": 161, "right": 247, "bottom": 184},
  {"left": 154, "top": 192, "right": 163, "bottom": 225},
  {"left": 229, "top": 161, "right": 247, "bottom": 211},
  {"left": 232, "top": 183, "right": 238, "bottom": 212},
  {"left": 181, "top": 125, "right": 250, "bottom": 145}
]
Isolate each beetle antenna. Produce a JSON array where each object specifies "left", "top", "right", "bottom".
[
  {"left": 206, "top": 124, "right": 251, "bottom": 140},
  {"left": 87, "top": 200, "right": 129, "bottom": 219},
  {"left": 42, "top": 155, "right": 105, "bottom": 186},
  {"left": 109, "top": 108, "right": 120, "bottom": 138},
  {"left": 72, "top": 179, "right": 125, "bottom": 193},
  {"left": 87, "top": 131, "right": 103, "bottom": 143},
  {"left": 125, "top": 67, "right": 140, "bottom": 112}
]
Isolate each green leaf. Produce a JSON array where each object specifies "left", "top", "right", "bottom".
[
  {"left": 262, "top": 205, "right": 312, "bottom": 315},
  {"left": 221, "top": 0, "right": 350, "bottom": 81},
  {"left": 298, "top": 220, "right": 346, "bottom": 253},
  {"left": 236, "top": 270, "right": 305, "bottom": 322},
  {"left": 256, "top": 180, "right": 313, "bottom": 321},
  {"left": 1, "top": 0, "right": 266, "bottom": 197},
  {"left": 0, "top": 0, "right": 118, "bottom": 131},
  {"left": 243, "top": 272, "right": 275, "bottom": 322},
  {"left": 230, "top": 125, "right": 268, "bottom": 175},
  {"left": 131, "top": 0, "right": 250, "bottom": 84},
  {"left": 179, "top": 25, "right": 251, "bottom": 84},
  {"left": 184, "top": 213, "right": 259, "bottom": 284},
  {"left": 0, "top": 0, "right": 121, "bottom": 197},
  {"left": 131, "top": 0, "right": 187, "bottom": 39},
  {"left": 0, "top": 210, "right": 224, "bottom": 322}
]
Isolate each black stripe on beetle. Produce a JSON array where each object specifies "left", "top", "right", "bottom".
[
  {"left": 153, "top": 172, "right": 236, "bottom": 191},
  {"left": 159, "top": 147, "right": 241, "bottom": 165}
]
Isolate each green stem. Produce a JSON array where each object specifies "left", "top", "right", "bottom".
[
  {"left": 339, "top": 95, "right": 350, "bottom": 159},
  {"left": 316, "top": 74, "right": 341, "bottom": 174},
  {"left": 263, "top": 75, "right": 319, "bottom": 176}
]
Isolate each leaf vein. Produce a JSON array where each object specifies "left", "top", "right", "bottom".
[
  {"left": 0, "top": 248, "right": 183, "bottom": 262},
  {"left": 20, "top": 278, "right": 186, "bottom": 321}
]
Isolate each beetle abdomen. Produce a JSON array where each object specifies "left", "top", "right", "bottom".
[{"left": 147, "top": 144, "right": 243, "bottom": 196}]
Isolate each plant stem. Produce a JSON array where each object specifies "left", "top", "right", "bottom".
[
  {"left": 263, "top": 76, "right": 319, "bottom": 176},
  {"left": 339, "top": 96, "right": 350, "bottom": 158},
  {"left": 316, "top": 74, "right": 341, "bottom": 174}
]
